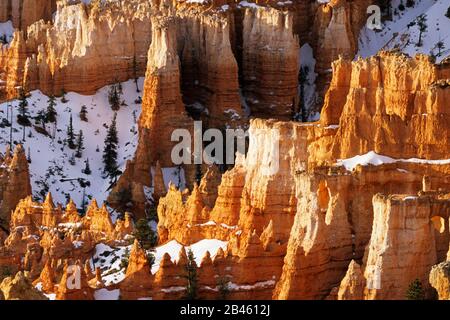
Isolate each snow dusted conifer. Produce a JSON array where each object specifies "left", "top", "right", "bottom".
[
  {"left": 75, "top": 130, "right": 84, "bottom": 158},
  {"left": 61, "top": 89, "right": 68, "bottom": 103},
  {"left": 183, "top": 249, "right": 198, "bottom": 300},
  {"left": 108, "top": 84, "right": 121, "bottom": 111},
  {"left": 67, "top": 114, "right": 76, "bottom": 149},
  {"left": 83, "top": 158, "right": 91, "bottom": 175},
  {"left": 27, "top": 147, "right": 31, "bottom": 163},
  {"left": 17, "top": 87, "right": 30, "bottom": 127},
  {"left": 79, "top": 105, "right": 88, "bottom": 122},
  {"left": 46, "top": 96, "right": 57, "bottom": 123},
  {"left": 416, "top": 14, "right": 428, "bottom": 47},
  {"left": 103, "top": 113, "right": 119, "bottom": 178}
]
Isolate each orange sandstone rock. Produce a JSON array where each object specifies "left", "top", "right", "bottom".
[
  {"left": 56, "top": 261, "right": 94, "bottom": 300},
  {"left": 119, "top": 240, "right": 153, "bottom": 300},
  {"left": 0, "top": 145, "right": 32, "bottom": 225}
]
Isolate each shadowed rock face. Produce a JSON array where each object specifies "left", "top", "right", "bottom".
[
  {"left": 1, "top": 271, "right": 48, "bottom": 300},
  {"left": 0, "top": 145, "right": 32, "bottom": 226},
  {"left": 241, "top": 7, "right": 299, "bottom": 119}
]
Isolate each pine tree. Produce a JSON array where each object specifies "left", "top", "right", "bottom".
[
  {"left": 46, "top": 96, "right": 57, "bottom": 123},
  {"left": 133, "top": 218, "right": 157, "bottom": 250},
  {"left": 446, "top": 6, "right": 450, "bottom": 19},
  {"left": 146, "top": 251, "right": 155, "bottom": 268},
  {"left": 298, "top": 66, "right": 310, "bottom": 122},
  {"left": 108, "top": 84, "right": 121, "bottom": 111},
  {"left": 436, "top": 41, "right": 445, "bottom": 57},
  {"left": 68, "top": 153, "right": 76, "bottom": 166},
  {"left": 75, "top": 130, "right": 84, "bottom": 158},
  {"left": 416, "top": 14, "right": 428, "bottom": 47},
  {"left": 27, "top": 147, "right": 31, "bottom": 163},
  {"left": 183, "top": 249, "right": 198, "bottom": 300},
  {"left": 103, "top": 113, "right": 119, "bottom": 178},
  {"left": 406, "top": 279, "right": 425, "bottom": 300},
  {"left": 67, "top": 114, "right": 76, "bottom": 149},
  {"left": 175, "top": 166, "right": 182, "bottom": 189},
  {"left": 61, "top": 89, "right": 68, "bottom": 103},
  {"left": 120, "top": 247, "right": 130, "bottom": 270},
  {"left": 217, "top": 276, "right": 230, "bottom": 300},
  {"left": 79, "top": 105, "right": 88, "bottom": 122},
  {"left": 17, "top": 87, "right": 30, "bottom": 126},
  {"left": 398, "top": 0, "right": 405, "bottom": 11},
  {"left": 378, "top": 0, "right": 391, "bottom": 17},
  {"left": 83, "top": 158, "right": 91, "bottom": 175},
  {"left": 18, "top": 87, "right": 28, "bottom": 116},
  {"left": 406, "top": 0, "right": 415, "bottom": 8},
  {"left": 36, "top": 109, "right": 46, "bottom": 129}
]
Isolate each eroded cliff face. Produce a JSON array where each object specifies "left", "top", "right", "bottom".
[
  {"left": 155, "top": 119, "right": 311, "bottom": 298},
  {"left": 312, "top": 0, "right": 373, "bottom": 104},
  {"left": 134, "top": 14, "right": 193, "bottom": 185},
  {"left": 177, "top": 7, "right": 243, "bottom": 127},
  {"left": 0, "top": 0, "right": 373, "bottom": 119},
  {"left": 241, "top": 7, "right": 299, "bottom": 119},
  {"left": 0, "top": 0, "right": 56, "bottom": 30},
  {"left": 0, "top": 0, "right": 153, "bottom": 100},
  {"left": 152, "top": 51, "right": 450, "bottom": 300},
  {"left": 0, "top": 1, "right": 449, "bottom": 301},
  {"left": 157, "top": 118, "right": 309, "bottom": 246},
  {"left": 0, "top": 193, "right": 134, "bottom": 283},
  {"left": 113, "top": 2, "right": 247, "bottom": 213},
  {"left": 273, "top": 53, "right": 450, "bottom": 300},
  {"left": 335, "top": 193, "right": 450, "bottom": 300},
  {"left": 314, "top": 52, "right": 450, "bottom": 164},
  {"left": 0, "top": 145, "right": 32, "bottom": 226}
]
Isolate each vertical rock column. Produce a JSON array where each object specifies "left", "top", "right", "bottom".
[
  {"left": 242, "top": 7, "right": 299, "bottom": 119},
  {"left": 337, "top": 194, "right": 450, "bottom": 300},
  {"left": 0, "top": 145, "right": 32, "bottom": 225},
  {"left": 134, "top": 16, "right": 193, "bottom": 186},
  {"left": 179, "top": 13, "right": 243, "bottom": 128}
]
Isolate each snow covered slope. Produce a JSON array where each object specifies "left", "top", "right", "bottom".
[
  {"left": 0, "top": 79, "right": 144, "bottom": 208},
  {"left": 91, "top": 239, "right": 228, "bottom": 287},
  {"left": 358, "top": 0, "right": 450, "bottom": 62},
  {"left": 0, "top": 21, "right": 14, "bottom": 45}
]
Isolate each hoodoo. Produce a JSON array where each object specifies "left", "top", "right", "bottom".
[{"left": 0, "top": 0, "right": 449, "bottom": 303}]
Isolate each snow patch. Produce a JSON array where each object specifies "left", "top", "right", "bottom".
[
  {"left": 238, "top": 1, "right": 262, "bottom": 9},
  {"left": 152, "top": 239, "right": 228, "bottom": 274},
  {"left": 337, "top": 151, "right": 450, "bottom": 171},
  {"left": 297, "top": 43, "right": 318, "bottom": 121},
  {"left": 94, "top": 288, "right": 120, "bottom": 300},
  {"left": 0, "top": 21, "right": 14, "bottom": 45},
  {"left": 0, "top": 78, "right": 143, "bottom": 209}
]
